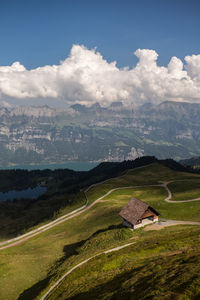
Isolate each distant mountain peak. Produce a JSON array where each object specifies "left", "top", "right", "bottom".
[
  {"left": 70, "top": 103, "right": 88, "bottom": 112},
  {"left": 109, "top": 101, "right": 123, "bottom": 107}
]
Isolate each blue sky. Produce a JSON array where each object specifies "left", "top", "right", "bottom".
[
  {"left": 0, "top": 0, "right": 200, "bottom": 69},
  {"left": 0, "top": 0, "right": 200, "bottom": 108}
]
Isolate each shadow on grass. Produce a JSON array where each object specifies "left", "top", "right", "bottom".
[
  {"left": 18, "top": 275, "right": 53, "bottom": 300},
  {"left": 54, "top": 223, "right": 124, "bottom": 268},
  {"left": 66, "top": 268, "right": 139, "bottom": 300},
  {"left": 66, "top": 266, "right": 172, "bottom": 300},
  {"left": 65, "top": 252, "right": 200, "bottom": 300},
  {"left": 90, "top": 223, "right": 124, "bottom": 237},
  {"left": 17, "top": 223, "right": 124, "bottom": 300}
]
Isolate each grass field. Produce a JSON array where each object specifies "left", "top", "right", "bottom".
[
  {"left": 1, "top": 163, "right": 200, "bottom": 300},
  {"left": 169, "top": 180, "right": 200, "bottom": 201},
  {"left": 86, "top": 163, "right": 200, "bottom": 205},
  {"left": 46, "top": 225, "right": 200, "bottom": 300},
  {"left": 1, "top": 187, "right": 161, "bottom": 300}
]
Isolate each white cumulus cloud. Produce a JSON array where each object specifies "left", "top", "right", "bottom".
[{"left": 0, "top": 45, "right": 200, "bottom": 107}]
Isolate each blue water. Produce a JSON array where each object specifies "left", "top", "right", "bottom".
[
  {"left": 0, "top": 186, "right": 47, "bottom": 202},
  {"left": 0, "top": 161, "right": 99, "bottom": 171}
]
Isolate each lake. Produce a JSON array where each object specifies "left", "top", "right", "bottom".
[
  {"left": 0, "top": 161, "right": 99, "bottom": 171},
  {"left": 0, "top": 186, "right": 47, "bottom": 202},
  {"left": 0, "top": 161, "right": 99, "bottom": 202}
]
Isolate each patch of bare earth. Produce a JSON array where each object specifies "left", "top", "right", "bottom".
[
  {"left": 129, "top": 235, "right": 139, "bottom": 240},
  {"left": 144, "top": 223, "right": 164, "bottom": 231}
]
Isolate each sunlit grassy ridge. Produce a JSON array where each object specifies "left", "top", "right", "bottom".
[
  {"left": 169, "top": 180, "right": 200, "bottom": 201},
  {"left": 86, "top": 163, "right": 200, "bottom": 205},
  {"left": 0, "top": 163, "right": 200, "bottom": 300},
  {"left": 47, "top": 225, "right": 200, "bottom": 300}
]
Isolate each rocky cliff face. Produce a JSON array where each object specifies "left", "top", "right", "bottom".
[{"left": 0, "top": 101, "right": 200, "bottom": 165}]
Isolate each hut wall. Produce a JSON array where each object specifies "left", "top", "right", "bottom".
[{"left": 122, "top": 218, "right": 133, "bottom": 229}]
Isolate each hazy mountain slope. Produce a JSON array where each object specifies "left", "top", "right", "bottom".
[
  {"left": 0, "top": 101, "right": 200, "bottom": 165},
  {"left": 180, "top": 156, "right": 200, "bottom": 171}
]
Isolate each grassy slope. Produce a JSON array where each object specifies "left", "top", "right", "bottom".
[
  {"left": 0, "top": 163, "right": 200, "bottom": 300},
  {"left": 47, "top": 225, "right": 200, "bottom": 300},
  {"left": 169, "top": 180, "right": 200, "bottom": 201},
  {"left": 1, "top": 187, "right": 161, "bottom": 300},
  {"left": 86, "top": 162, "right": 200, "bottom": 202}
]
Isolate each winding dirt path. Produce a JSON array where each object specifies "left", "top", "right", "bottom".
[
  {"left": 1, "top": 166, "right": 200, "bottom": 298},
  {"left": 162, "top": 181, "right": 200, "bottom": 203},
  {"left": 0, "top": 165, "right": 149, "bottom": 250},
  {"left": 40, "top": 242, "right": 135, "bottom": 300},
  {"left": 0, "top": 184, "right": 157, "bottom": 250},
  {"left": 39, "top": 180, "right": 200, "bottom": 299},
  {"left": 1, "top": 166, "right": 200, "bottom": 250},
  {"left": 0, "top": 186, "right": 130, "bottom": 250}
]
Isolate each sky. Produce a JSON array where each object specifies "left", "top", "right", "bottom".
[{"left": 0, "top": 0, "right": 200, "bottom": 107}]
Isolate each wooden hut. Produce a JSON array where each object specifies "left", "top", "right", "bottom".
[{"left": 119, "top": 198, "right": 159, "bottom": 229}]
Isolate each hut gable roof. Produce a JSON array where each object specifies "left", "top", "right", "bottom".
[{"left": 119, "top": 198, "right": 158, "bottom": 225}]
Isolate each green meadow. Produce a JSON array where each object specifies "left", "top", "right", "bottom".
[
  {"left": 0, "top": 163, "right": 200, "bottom": 300},
  {"left": 47, "top": 225, "right": 200, "bottom": 300},
  {"left": 169, "top": 180, "right": 200, "bottom": 201}
]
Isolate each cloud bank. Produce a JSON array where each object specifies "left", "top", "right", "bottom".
[{"left": 0, "top": 45, "right": 200, "bottom": 107}]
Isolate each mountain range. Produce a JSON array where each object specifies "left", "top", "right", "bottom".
[{"left": 0, "top": 101, "right": 200, "bottom": 166}]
